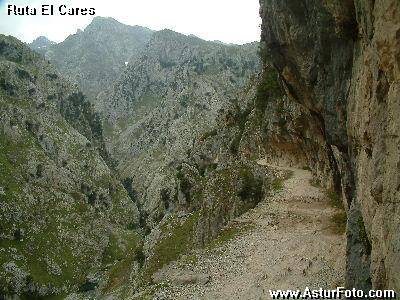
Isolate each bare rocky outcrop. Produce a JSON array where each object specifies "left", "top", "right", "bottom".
[{"left": 259, "top": 0, "right": 400, "bottom": 291}]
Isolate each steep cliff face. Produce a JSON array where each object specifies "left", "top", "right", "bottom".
[
  {"left": 259, "top": 0, "right": 399, "bottom": 291},
  {"left": 40, "top": 17, "right": 153, "bottom": 99},
  {"left": 0, "top": 35, "right": 142, "bottom": 297},
  {"left": 347, "top": 0, "right": 400, "bottom": 290}
]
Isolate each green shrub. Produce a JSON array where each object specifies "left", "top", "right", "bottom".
[
  {"left": 238, "top": 171, "right": 263, "bottom": 202},
  {"left": 0, "top": 78, "right": 16, "bottom": 96},
  {"left": 15, "top": 68, "right": 31, "bottom": 80},
  {"left": 201, "top": 129, "right": 217, "bottom": 140},
  {"left": 229, "top": 134, "right": 242, "bottom": 155},
  {"left": 255, "top": 68, "right": 282, "bottom": 113}
]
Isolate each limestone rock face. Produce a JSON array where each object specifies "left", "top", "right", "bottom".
[
  {"left": 96, "top": 29, "right": 260, "bottom": 226},
  {"left": 347, "top": 0, "right": 400, "bottom": 290},
  {"left": 0, "top": 35, "right": 141, "bottom": 297},
  {"left": 259, "top": 0, "right": 400, "bottom": 291},
  {"left": 38, "top": 17, "right": 153, "bottom": 99}
]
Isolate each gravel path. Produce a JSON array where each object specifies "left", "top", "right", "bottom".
[{"left": 152, "top": 162, "right": 346, "bottom": 299}]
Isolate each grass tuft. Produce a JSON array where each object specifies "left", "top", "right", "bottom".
[
  {"left": 331, "top": 211, "right": 347, "bottom": 234},
  {"left": 272, "top": 178, "right": 284, "bottom": 191},
  {"left": 327, "top": 190, "right": 343, "bottom": 209}
]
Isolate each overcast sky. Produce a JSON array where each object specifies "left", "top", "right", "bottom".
[{"left": 0, "top": 0, "right": 261, "bottom": 44}]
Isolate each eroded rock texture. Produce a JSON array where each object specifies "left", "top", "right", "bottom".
[{"left": 259, "top": 0, "right": 399, "bottom": 291}]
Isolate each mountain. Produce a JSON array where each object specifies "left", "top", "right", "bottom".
[
  {"left": 0, "top": 35, "right": 143, "bottom": 297},
  {"left": 96, "top": 29, "right": 260, "bottom": 227},
  {"left": 41, "top": 17, "right": 153, "bottom": 99},
  {"left": 28, "top": 36, "right": 55, "bottom": 55},
  {"left": 1, "top": 25, "right": 264, "bottom": 298}
]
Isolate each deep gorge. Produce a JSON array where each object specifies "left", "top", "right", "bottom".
[{"left": 0, "top": 0, "right": 398, "bottom": 298}]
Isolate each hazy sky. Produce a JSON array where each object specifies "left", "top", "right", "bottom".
[{"left": 0, "top": 0, "right": 261, "bottom": 44}]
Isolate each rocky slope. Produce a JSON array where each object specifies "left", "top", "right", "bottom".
[
  {"left": 0, "top": 35, "right": 143, "bottom": 298},
  {"left": 259, "top": 0, "right": 400, "bottom": 291},
  {"left": 96, "top": 29, "right": 260, "bottom": 227},
  {"left": 37, "top": 17, "right": 153, "bottom": 99}
]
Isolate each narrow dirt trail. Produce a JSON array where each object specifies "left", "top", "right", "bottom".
[{"left": 154, "top": 162, "right": 346, "bottom": 299}]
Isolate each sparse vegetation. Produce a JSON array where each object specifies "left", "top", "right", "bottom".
[
  {"left": 310, "top": 179, "right": 321, "bottom": 188},
  {"left": 141, "top": 213, "right": 200, "bottom": 284},
  {"left": 255, "top": 68, "right": 282, "bottom": 113},
  {"left": 229, "top": 107, "right": 251, "bottom": 155},
  {"left": 206, "top": 222, "right": 254, "bottom": 249},
  {"left": 102, "top": 230, "right": 143, "bottom": 293},
  {"left": 177, "top": 254, "right": 199, "bottom": 267},
  {"left": 327, "top": 189, "right": 347, "bottom": 234}
]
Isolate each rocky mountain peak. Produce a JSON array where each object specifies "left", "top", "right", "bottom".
[
  {"left": 28, "top": 36, "right": 55, "bottom": 55},
  {"left": 29, "top": 35, "right": 54, "bottom": 47},
  {"left": 85, "top": 16, "right": 152, "bottom": 35}
]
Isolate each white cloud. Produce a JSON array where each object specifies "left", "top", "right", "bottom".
[{"left": 0, "top": 0, "right": 261, "bottom": 44}]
